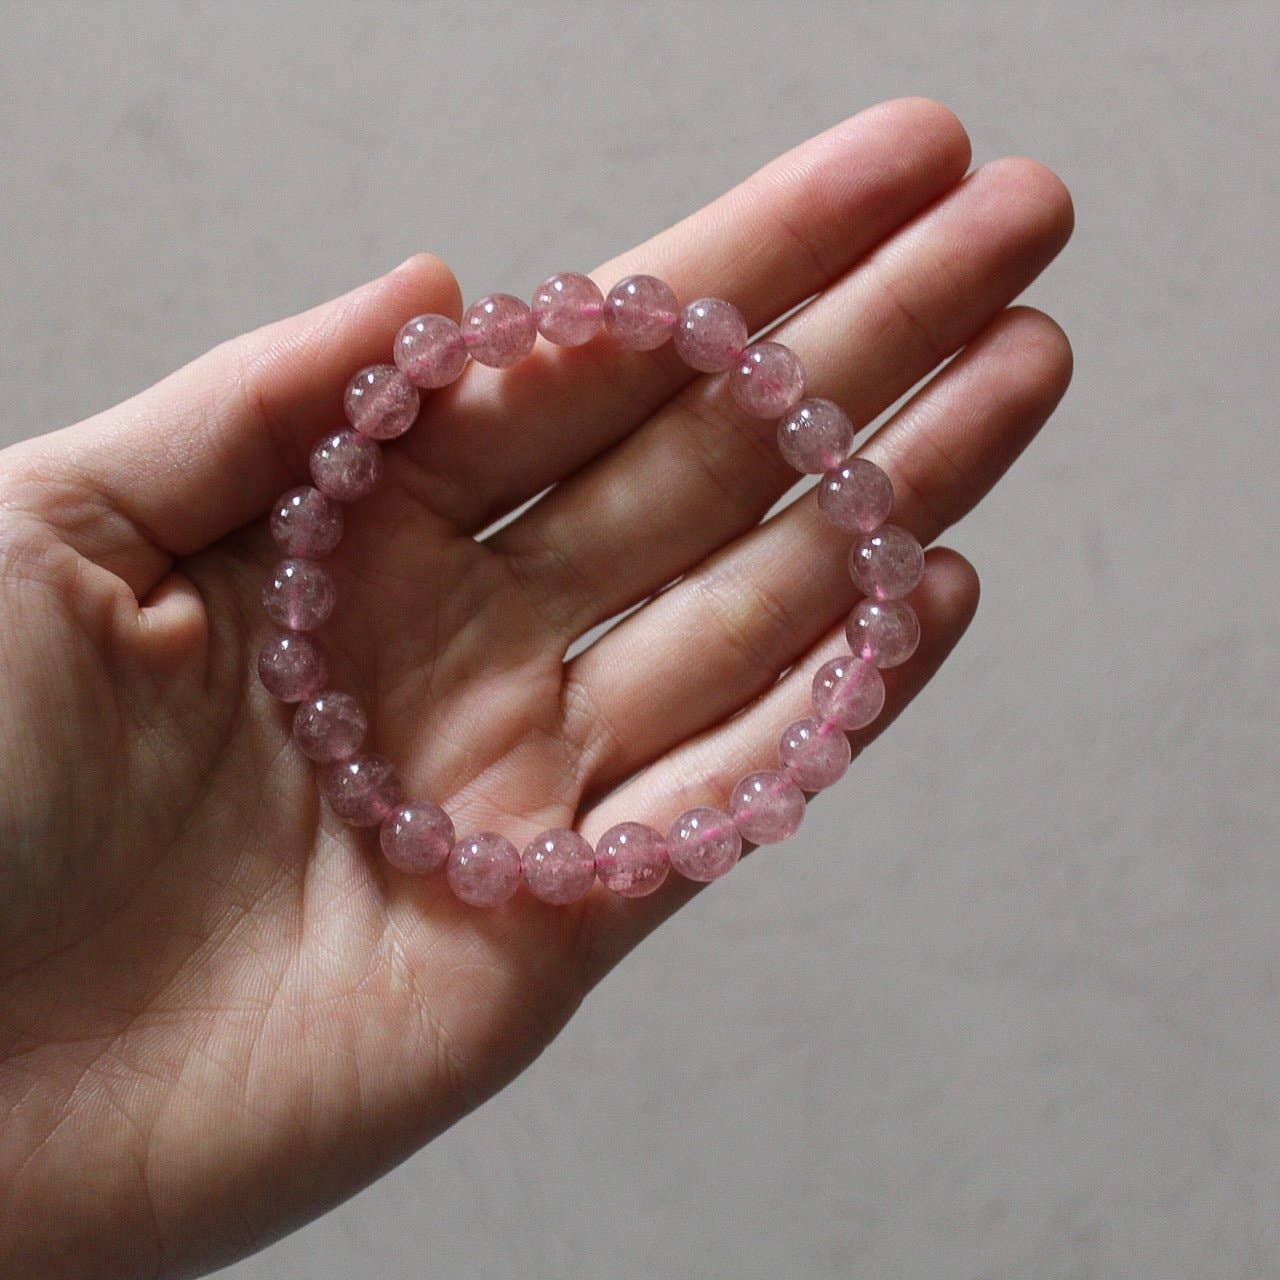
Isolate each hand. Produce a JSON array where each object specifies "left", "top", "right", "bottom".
[{"left": 0, "top": 98, "right": 1072, "bottom": 1279}]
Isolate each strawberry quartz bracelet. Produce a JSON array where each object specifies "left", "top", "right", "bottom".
[{"left": 257, "top": 272, "right": 925, "bottom": 907}]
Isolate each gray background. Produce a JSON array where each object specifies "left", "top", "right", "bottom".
[{"left": 3, "top": 3, "right": 1277, "bottom": 1277}]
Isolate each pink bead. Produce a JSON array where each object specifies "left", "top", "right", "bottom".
[
  {"left": 380, "top": 802, "right": 455, "bottom": 875},
  {"left": 462, "top": 293, "right": 537, "bottom": 368},
  {"left": 667, "top": 807, "right": 742, "bottom": 882},
  {"left": 531, "top": 272, "right": 604, "bottom": 347},
  {"left": 595, "top": 822, "right": 670, "bottom": 897},
  {"left": 292, "top": 691, "right": 367, "bottom": 761},
  {"left": 603, "top": 275, "right": 679, "bottom": 350},
  {"left": 848, "top": 524, "right": 925, "bottom": 600},
  {"left": 394, "top": 314, "right": 468, "bottom": 388},
  {"left": 778, "top": 717, "right": 852, "bottom": 791},
  {"left": 673, "top": 297, "right": 748, "bottom": 372},
  {"left": 845, "top": 599, "right": 921, "bottom": 668},
  {"left": 777, "top": 398, "right": 855, "bottom": 473},
  {"left": 310, "top": 429, "right": 382, "bottom": 502},
  {"left": 322, "top": 754, "right": 402, "bottom": 827},
  {"left": 447, "top": 832, "right": 522, "bottom": 907},
  {"left": 729, "top": 770, "right": 805, "bottom": 845},
  {"left": 817, "top": 459, "right": 893, "bottom": 533},
  {"left": 344, "top": 364, "right": 420, "bottom": 439},
  {"left": 812, "top": 657, "right": 886, "bottom": 730},
  {"left": 730, "top": 341, "right": 806, "bottom": 418},
  {"left": 270, "top": 486, "right": 343, "bottom": 557},
  {"left": 261, "top": 558, "right": 336, "bottom": 630},
  {"left": 521, "top": 828, "right": 597, "bottom": 904},
  {"left": 257, "top": 631, "right": 328, "bottom": 702}
]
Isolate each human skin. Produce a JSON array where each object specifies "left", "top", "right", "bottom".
[{"left": 0, "top": 99, "right": 1072, "bottom": 1278}]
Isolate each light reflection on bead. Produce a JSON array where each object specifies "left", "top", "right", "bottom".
[
  {"left": 532, "top": 272, "right": 604, "bottom": 347},
  {"left": 394, "top": 314, "right": 468, "bottom": 388},
  {"left": 729, "top": 770, "right": 805, "bottom": 844},
  {"left": 848, "top": 524, "right": 925, "bottom": 600},
  {"left": 447, "top": 832, "right": 522, "bottom": 907},
  {"left": 344, "top": 364, "right": 420, "bottom": 439},
  {"left": 257, "top": 630, "right": 329, "bottom": 702},
  {"left": 595, "top": 822, "right": 670, "bottom": 897},
  {"left": 667, "top": 806, "right": 742, "bottom": 881},
  {"left": 845, "top": 598, "right": 920, "bottom": 668},
  {"left": 812, "top": 656, "right": 886, "bottom": 730},
  {"left": 292, "top": 691, "right": 367, "bottom": 761},
  {"left": 603, "top": 275, "right": 679, "bottom": 350},
  {"left": 270, "top": 486, "right": 343, "bottom": 557},
  {"left": 673, "top": 297, "right": 748, "bottom": 372},
  {"left": 816, "top": 459, "right": 893, "bottom": 533},
  {"left": 462, "top": 294, "right": 537, "bottom": 368},
  {"left": 262, "top": 559, "right": 336, "bottom": 631},
  {"left": 778, "top": 717, "right": 852, "bottom": 791},
  {"left": 310, "top": 429, "right": 382, "bottom": 502},
  {"left": 381, "top": 802, "right": 455, "bottom": 875},
  {"left": 777, "top": 398, "right": 855, "bottom": 474},
  {"left": 730, "top": 341, "right": 806, "bottom": 418},
  {"left": 521, "top": 828, "right": 597, "bottom": 904}
]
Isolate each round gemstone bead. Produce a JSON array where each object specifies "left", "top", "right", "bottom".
[
  {"left": 817, "top": 459, "right": 893, "bottom": 533},
  {"left": 462, "top": 293, "right": 537, "bottom": 368},
  {"left": 729, "top": 770, "right": 805, "bottom": 845},
  {"left": 778, "top": 717, "right": 852, "bottom": 791},
  {"left": 812, "top": 657, "right": 886, "bottom": 730},
  {"left": 673, "top": 297, "right": 748, "bottom": 372},
  {"left": 394, "top": 313, "right": 468, "bottom": 388},
  {"left": 730, "top": 341, "right": 806, "bottom": 418},
  {"left": 848, "top": 524, "right": 925, "bottom": 600},
  {"left": 270, "top": 486, "right": 343, "bottom": 558},
  {"left": 595, "top": 822, "right": 670, "bottom": 897},
  {"left": 447, "top": 832, "right": 522, "bottom": 907},
  {"left": 292, "top": 691, "right": 367, "bottom": 762},
  {"left": 310, "top": 429, "right": 382, "bottom": 502},
  {"left": 777, "top": 398, "right": 855, "bottom": 474},
  {"left": 531, "top": 272, "right": 604, "bottom": 347},
  {"left": 667, "top": 807, "right": 742, "bottom": 882},
  {"left": 261, "top": 558, "right": 336, "bottom": 631},
  {"left": 322, "top": 753, "right": 402, "bottom": 828},
  {"left": 603, "top": 274, "right": 679, "bottom": 350},
  {"left": 257, "top": 631, "right": 328, "bottom": 702},
  {"left": 380, "top": 802, "right": 455, "bottom": 875},
  {"left": 845, "top": 599, "right": 921, "bottom": 668},
  {"left": 344, "top": 364, "right": 420, "bottom": 439},
  {"left": 521, "top": 828, "right": 597, "bottom": 904}
]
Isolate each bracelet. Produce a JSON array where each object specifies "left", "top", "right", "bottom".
[{"left": 257, "top": 271, "right": 924, "bottom": 907}]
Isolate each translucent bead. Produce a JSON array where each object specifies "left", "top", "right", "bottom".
[
  {"left": 845, "top": 599, "right": 920, "bottom": 668},
  {"left": 729, "top": 770, "right": 805, "bottom": 845},
  {"left": 673, "top": 297, "right": 748, "bottom": 372},
  {"left": 777, "top": 398, "right": 855, "bottom": 473},
  {"left": 595, "top": 822, "right": 670, "bottom": 897},
  {"left": 462, "top": 293, "right": 537, "bottom": 368},
  {"left": 394, "top": 313, "right": 468, "bottom": 388},
  {"left": 380, "top": 802, "right": 455, "bottom": 875},
  {"left": 310, "top": 429, "right": 382, "bottom": 502},
  {"left": 322, "top": 753, "right": 402, "bottom": 827},
  {"left": 817, "top": 458, "right": 893, "bottom": 533},
  {"left": 344, "top": 364, "right": 420, "bottom": 439},
  {"left": 292, "top": 691, "right": 367, "bottom": 761},
  {"left": 261, "top": 559, "right": 336, "bottom": 631},
  {"left": 257, "top": 631, "right": 328, "bottom": 702},
  {"left": 848, "top": 524, "right": 925, "bottom": 600},
  {"left": 812, "top": 657, "right": 886, "bottom": 730},
  {"left": 778, "top": 717, "right": 852, "bottom": 791},
  {"left": 531, "top": 272, "right": 604, "bottom": 347},
  {"left": 667, "top": 807, "right": 742, "bottom": 882},
  {"left": 521, "top": 828, "right": 597, "bottom": 904},
  {"left": 447, "top": 832, "right": 522, "bottom": 907},
  {"left": 730, "top": 341, "right": 806, "bottom": 418},
  {"left": 603, "top": 274, "right": 679, "bottom": 350},
  {"left": 270, "top": 486, "right": 343, "bottom": 557}
]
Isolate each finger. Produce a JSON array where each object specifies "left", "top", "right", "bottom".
[
  {"left": 574, "top": 549, "right": 980, "bottom": 984},
  {"left": 561, "top": 306, "right": 1071, "bottom": 794},
  {"left": 494, "top": 157, "right": 1073, "bottom": 636},
  {"left": 0, "top": 254, "right": 462, "bottom": 598},
  {"left": 401, "top": 97, "right": 971, "bottom": 530}
]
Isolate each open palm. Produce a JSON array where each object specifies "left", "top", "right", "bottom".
[{"left": 0, "top": 99, "right": 1072, "bottom": 1279}]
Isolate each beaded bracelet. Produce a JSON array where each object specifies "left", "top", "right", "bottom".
[{"left": 257, "top": 272, "right": 925, "bottom": 907}]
